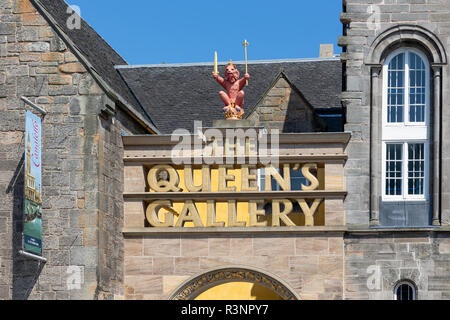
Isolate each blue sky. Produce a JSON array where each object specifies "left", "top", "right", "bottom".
[{"left": 68, "top": 0, "right": 342, "bottom": 65}]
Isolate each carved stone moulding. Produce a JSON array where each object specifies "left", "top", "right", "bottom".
[{"left": 169, "top": 266, "right": 300, "bottom": 300}]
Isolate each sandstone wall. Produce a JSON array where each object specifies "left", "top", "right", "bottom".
[
  {"left": 124, "top": 233, "right": 344, "bottom": 300},
  {"left": 0, "top": 0, "right": 147, "bottom": 300}
]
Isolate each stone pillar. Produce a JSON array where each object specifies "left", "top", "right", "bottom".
[
  {"left": 370, "top": 65, "right": 382, "bottom": 226},
  {"left": 432, "top": 65, "right": 442, "bottom": 226}
]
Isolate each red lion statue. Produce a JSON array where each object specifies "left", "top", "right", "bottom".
[{"left": 213, "top": 61, "right": 250, "bottom": 120}]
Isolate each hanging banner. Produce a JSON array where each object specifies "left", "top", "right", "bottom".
[{"left": 23, "top": 110, "right": 42, "bottom": 256}]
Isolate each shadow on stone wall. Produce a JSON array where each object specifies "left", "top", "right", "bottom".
[
  {"left": 282, "top": 89, "right": 325, "bottom": 133},
  {"left": 7, "top": 153, "right": 45, "bottom": 300}
]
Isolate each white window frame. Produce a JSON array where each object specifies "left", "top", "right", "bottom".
[
  {"left": 381, "top": 48, "right": 430, "bottom": 202},
  {"left": 382, "top": 47, "right": 430, "bottom": 139},
  {"left": 257, "top": 168, "right": 265, "bottom": 191},
  {"left": 381, "top": 141, "right": 429, "bottom": 201}
]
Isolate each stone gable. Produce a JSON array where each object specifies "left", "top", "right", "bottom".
[{"left": 247, "top": 72, "right": 327, "bottom": 133}]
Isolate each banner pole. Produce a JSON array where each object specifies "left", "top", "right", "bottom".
[
  {"left": 18, "top": 250, "right": 47, "bottom": 263},
  {"left": 21, "top": 96, "right": 47, "bottom": 117}
]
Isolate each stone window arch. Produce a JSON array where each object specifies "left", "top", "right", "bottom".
[
  {"left": 394, "top": 280, "right": 417, "bottom": 301},
  {"left": 366, "top": 25, "right": 447, "bottom": 226}
]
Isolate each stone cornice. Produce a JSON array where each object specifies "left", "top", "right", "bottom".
[
  {"left": 123, "top": 155, "right": 348, "bottom": 164},
  {"left": 123, "top": 190, "right": 347, "bottom": 201},
  {"left": 122, "top": 226, "right": 347, "bottom": 236},
  {"left": 122, "top": 225, "right": 450, "bottom": 236},
  {"left": 122, "top": 132, "right": 352, "bottom": 146}
]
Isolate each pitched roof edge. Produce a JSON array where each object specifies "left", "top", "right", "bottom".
[
  {"left": 114, "top": 57, "right": 341, "bottom": 69},
  {"left": 245, "top": 69, "right": 286, "bottom": 119},
  {"left": 30, "top": 0, "right": 160, "bottom": 134}
]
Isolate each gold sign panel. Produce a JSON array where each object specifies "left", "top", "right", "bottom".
[{"left": 143, "top": 163, "right": 326, "bottom": 228}]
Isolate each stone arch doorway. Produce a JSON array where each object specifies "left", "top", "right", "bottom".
[{"left": 168, "top": 266, "right": 299, "bottom": 300}]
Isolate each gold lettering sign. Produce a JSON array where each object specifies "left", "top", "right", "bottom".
[
  {"left": 144, "top": 198, "right": 324, "bottom": 228},
  {"left": 265, "top": 164, "right": 290, "bottom": 191},
  {"left": 206, "top": 200, "right": 224, "bottom": 227},
  {"left": 241, "top": 165, "right": 258, "bottom": 192},
  {"left": 148, "top": 165, "right": 181, "bottom": 192},
  {"left": 174, "top": 200, "right": 203, "bottom": 227},
  {"left": 143, "top": 163, "right": 328, "bottom": 228},
  {"left": 218, "top": 165, "right": 236, "bottom": 192},
  {"left": 272, "top": 199, "right": 294, "bottom": 227},
  {"left": 301, "top": 164, "right": 319, "bottom": 191},
  {"left": 296, "top": 199, "right": 322, "bottom": 226},
  {"left": 184, "top": 165, "right": 211, "bottom": 192},
  {"left": 146, "top": 200, "right": 174, "bottom": 227},
  {"left": 248, "top": 200, "right": 267, "bottom": 227},
  {"left": 146, "top": 163, "right": 320, "bottom": 194},
  {"left": 227, "top": 200, "right": 246, "bottom": 227}
]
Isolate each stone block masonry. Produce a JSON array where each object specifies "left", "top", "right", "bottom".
[
  {"left": 340, "top": 0, "right": 450, "bottom": 225},
  {"left": 123, "top": 233, "right": 345, "bottom": 300},
  {"left": 340, "top": 0, "right": 450, "bottom": 299},
  {"left": 0, "top": 0, "right": 148, "bottom": 300},
  {"left": 344, "top": 232, "right": 450, "bottom": 300}
]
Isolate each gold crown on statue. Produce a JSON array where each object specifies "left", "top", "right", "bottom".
[
  {"left": 224, "top": 103, "right": 244, "bottom": 120},
  {"left": 224, "top": 109, "right": 243, "bottom": 120}
]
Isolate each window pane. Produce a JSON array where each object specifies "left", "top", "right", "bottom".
[
  {"left": 259, "top": 168, "right": 310, "bottom": 191},
  {"left": 259, "top": 170, "right": 282, "bottom": 191},
  {"left": 291, "top": 168, "right": 309, "bottom": 191},
  {"left": 386, "top": 144, "right": 403, "bottom": 196},
  {"left": 408, "top": 143, "right": 425, "bottom": 195},
  {"left": 388, "top": 53, "right": 405, "bottom": 123},
  {"left": 409, "top": 52, "right": 426, "bottom": 122},
  {"left": 258, "top": 168, "right": 284, "bottom": 191},
  {"left": 259, "top": 169, "right": 266, "bottom": 191},
  {"left": 396, "top": 284, "right": 415, "bottom": 301}
]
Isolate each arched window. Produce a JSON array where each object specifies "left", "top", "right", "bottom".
[
  {"left": 366, "top": 26, "right": 444, "bottom": 227},
  {"left": 394, "top": 281, "right": 417, "bottom": 300},
  {"left": 382, "top": 48, "right": 430, "bottom": 202}
]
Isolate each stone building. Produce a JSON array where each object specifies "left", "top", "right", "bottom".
[
  {"left": 339, "top": 0, "right": 450, "bottom": 299},
  {"left": 0, "top": 0, "right": 449, "bottom": 300},
  {"left": 0, "top": 0, "right": 156, "bottom": 300}
]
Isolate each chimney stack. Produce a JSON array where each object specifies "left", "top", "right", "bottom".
[{"left": 319, "top": 44, "right": 334, "bottom": 58}]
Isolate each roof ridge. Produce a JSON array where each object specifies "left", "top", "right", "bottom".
[{"left": 114, "top": 56, "right": 341, "bottom": 69}]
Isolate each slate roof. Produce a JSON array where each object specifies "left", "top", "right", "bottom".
[
  {"left": 32, "top": 0, "right": 155, "bottom": 128},
  {"left": 116, "top": 58, "right": 342, "bottom": 134}
]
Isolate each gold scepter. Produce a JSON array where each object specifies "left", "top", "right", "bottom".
[
  {"left": 213, "top": 51, "right": 219, "bottom": 75},
  {"left": 243, "top": 39, "right": 249, "bottom": 86}
]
